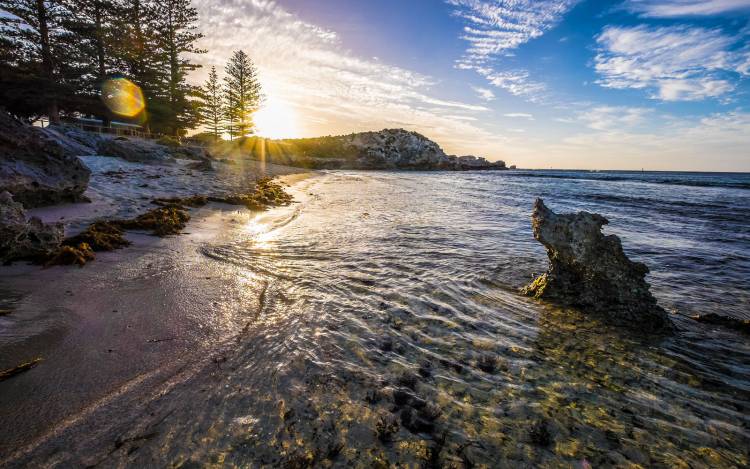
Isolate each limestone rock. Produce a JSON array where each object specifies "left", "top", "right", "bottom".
[
  {"left": 0, "top": 111, "right": 91, "bottom": 208},
  {"left": 522, "top": 198, "right": 672, "bottom": 332},
  {"left": 0, "top": 191, "right": 63, "bottom": 264},
  {"left": 453, "top": 154, "right": 506, "bottom": 171},
  {"left": 39, "top": 125, "right": 100, "bottom": 157},
  {"left": 245, "top": 129, "right": 509, "bottom": 170},
  {"left": 97, "top": 137, "right": 176, "bottom": 164}
]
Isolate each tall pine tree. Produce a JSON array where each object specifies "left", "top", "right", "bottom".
[
  {"left": 151, "top": 0, "right": 204, "bottom": 135},
  {"left": 199, "top": 66, "right": 223, "bottom": 140},
  {"left": 0, "top": 0, "right": 78, "bottom": 122},
  {"left": 115, "top": 0, "right": 162, "bottom": 130},
  {"left": 224, "top": 50, "right": 261, "bottom": 138},
  {"left": 62, "top": 0, "right": 122, "bottom": 122}
]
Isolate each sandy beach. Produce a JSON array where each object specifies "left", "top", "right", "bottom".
[{"left": 0, "top": 171, "right": 319, "bottom": 465}]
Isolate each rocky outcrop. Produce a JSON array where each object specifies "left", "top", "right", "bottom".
[
  {"left": 522, "top": 199, "right": 672, "bottom": 332},
  {"left": 346, "top": 129, "right": 455, "bottom": 169},
  {"left": 0, "top": 191, "right": 63, "bottom": 264},
  {"left": 451, "top": 154, "right": 506, "bottom": 171},
  {"left": 97, "top": 137, "right": 176, "bottom": 164},
  {"left": 39, "top": 125, "right": 105, "bottom": 157},
  {"left": 0, "top": 112, "right": 91, "bottom": 208},
  {"left": 341, "top": 130, "right": 507, "bottom": 170},
  {"left": 222, "top": 129, "right": 509, "bottom": 170}
]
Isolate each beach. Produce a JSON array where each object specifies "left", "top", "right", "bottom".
[{"left": 1, "top": 169, "right": 749, "bottom": 467}]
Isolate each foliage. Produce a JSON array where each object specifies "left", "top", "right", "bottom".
[
  {"left": 199, "top": 66, "right": 223, "bottom": 139},
  {"left": 224, "top": 50, "right": 262, "bottom": 139},
  {"left": 0, "top": 0, "right": 205, "bottom": 134}
]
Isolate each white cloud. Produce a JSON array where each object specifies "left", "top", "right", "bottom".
[
  {"left": 447, "top": 0, "right": 579, "bottom": 67},
  {"left": 447, "top": 0, "right": 578, "bottom": 102},
  {"left": 191, "top": 0, "right": 501, "bottom": 154},
  {"left": 504, "top": 112, "right": 535, "bottom": 120},
  {"left": 473, "top": 86, "right": 496, "bottom": 101},
  {"left": 594, "top": 25, "right": 749, "bottom": 101},
  {"left": 477, "top": 68, "right": 547, "bottom": 101},
  {"left": 626, "top": 0, "right": 750, "bottom": 17},
  {"left": 577, "top": 106, "right": 652, "bottom": 131}
]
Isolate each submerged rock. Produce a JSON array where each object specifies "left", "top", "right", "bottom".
[
  {"left": 0, "top": 191, "right": 63, "bottom": 264},
  {"left": 0, "top": 111, "right": 91, "bottom": 207},
  {"left": 522, "top": 198, "right": 672, "bottom": 332},
  {"left": 692, "top": 313, "right": 750, "bottom": 335}
]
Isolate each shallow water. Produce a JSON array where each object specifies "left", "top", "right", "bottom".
[
  {"left": 4, "top": 170, "right": 750, "bottom": 467},
  {"left": 187, "top": 171, "right": 750, "bottom": 467}
]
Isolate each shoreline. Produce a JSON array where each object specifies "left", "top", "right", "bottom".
[
  {"left": 0, "top": 173, "right": 320, "bottom": 463},
  {"left": 1, "top": 170, "right": 748, "bottom": 467}
]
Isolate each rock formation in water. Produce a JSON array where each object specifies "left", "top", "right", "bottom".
[
  {"left": 213, "top": 129, "right": 508, "bottom": 170},
  {"left": 0, "top": 191, "right": 63, "bottom": 264},
  {"left": 522, "top": 198, "right": 672, "bottom": 332},
  {"left": 0, "top": 111, "right": 91, "bottom": 208}
]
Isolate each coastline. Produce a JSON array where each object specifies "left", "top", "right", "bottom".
[
  {"left": 1, "top": 170, "right": 748, "bottom": 467},
  {"left": 0, "top": 172, "right": 319, "bottom": 463}
]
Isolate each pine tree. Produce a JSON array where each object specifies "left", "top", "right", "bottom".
[
  {"left": 116, "top": 0, "right": 162, "bottom": 130},
  {"left": 62, "top": 0, "right": 122, "bottom": 122},
  {"left": 199, "top": 66, "right": 223, "bottom": 140},
  {"left": 151, "top": 0, "right": 205, "bottom": 135},
  {"left": 224, "top": 50, "right": 262, "bottom": 138},
  {"left": 0, "top": 0, "right": 78, "bottom": 122}
]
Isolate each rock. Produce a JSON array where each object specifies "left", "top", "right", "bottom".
[
  {"left": 522, "top": 199, "right": 672, "bottom": 332},
  {"left": 52, "top": 125, "right": 107, "bottom": 152},
  {"left": 186, "top": 158, "right": 213, "bottom": 171},
  {"left": 0, "top": 191, "right": 63, "bottom": 264},
  {"left": 171, "top": 145, "right": 212, "bottom": 161},
  {"left": 39, "top": 125, "right": 101, "bottom": 157},
  {"left": 692, "top": 313, "right": 750, "bottom": 335},
  {"left": 344, "top": 130, "right": 506, "bottom": 170},
  {"left": 219, "top": 129, "right": 510, "bottom": 170},
  {"left": 97, "top": 137, "right": 176, "bottom": 164},
  {"left": 453, "top": 154, "right": 506, "bottom": 171},
  {"left": 0, "top": 111, "right": 91, "bottom": 208}
]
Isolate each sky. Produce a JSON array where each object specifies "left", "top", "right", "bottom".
[{"left": 190, "top": 0, "right": 750, "bottom": 171}]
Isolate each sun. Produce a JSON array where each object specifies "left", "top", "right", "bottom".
[{"left": 254, "top": 98, "right": 300, "bottom": 139}]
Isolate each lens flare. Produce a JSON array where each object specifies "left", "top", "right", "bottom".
[{"left": 101, "top": 78, "right": 145, "bottom": 117}]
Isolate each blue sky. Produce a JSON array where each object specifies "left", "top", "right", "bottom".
[{"left": 192, "top": 0, "right": 750, "bottom": 171}]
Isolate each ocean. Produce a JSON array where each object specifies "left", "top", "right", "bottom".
[{"left": 193, "top": 170, "right": 750, "bottom": 467}]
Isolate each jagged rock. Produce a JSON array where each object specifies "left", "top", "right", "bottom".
[
  {"left": 0, "top": 111, "right": 91, "bottom": 208},
  {"left": 0, "top": 191, "right": 63, "bottom": 264},
  {"left": 39, "top": 125, "right": 100, "bottom": 157},
  {"left": 52, "top": 124, "right": 107, "bottom": 151},
  {"left": 522, "top": 199, "right": 672, "bottom": 332},
  {"left": 97, "top": 137, "right": 176, "bottom": 164}
]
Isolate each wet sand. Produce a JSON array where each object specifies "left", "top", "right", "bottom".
[{"left": 0, "top": 174, "right": 316, "bottom": 465}]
